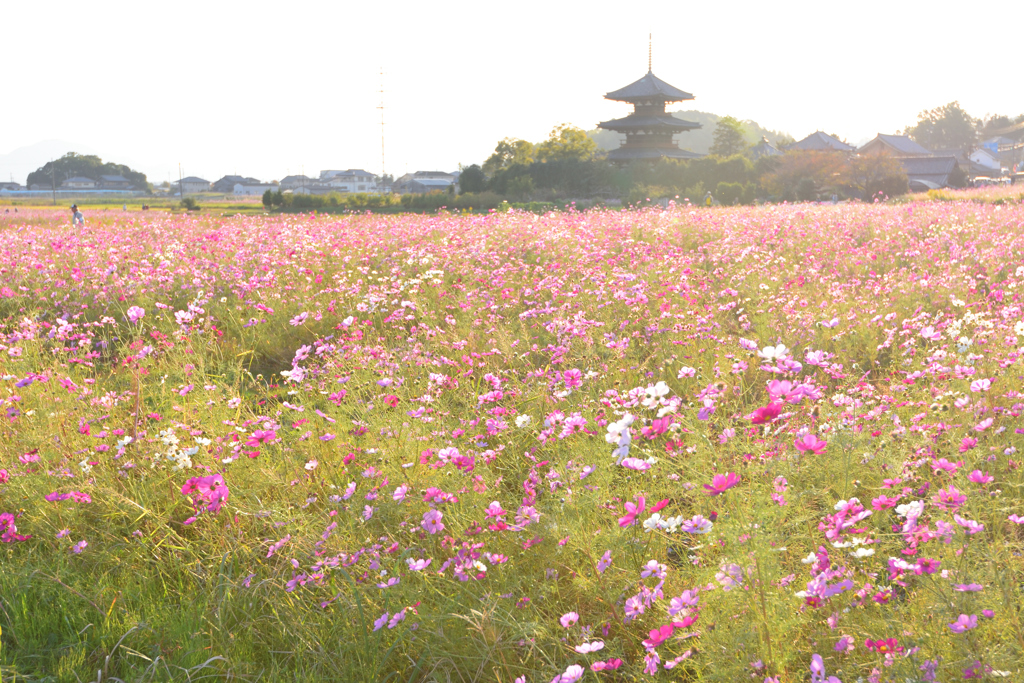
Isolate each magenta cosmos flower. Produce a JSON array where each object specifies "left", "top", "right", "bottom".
[
  {"left": 794, "top": 433, "right": 827, "bottom": 454},
  {"left": 618, "top": 495, "right": 646, "bottom": 527},
  {"left": 704, "top": 472, "right": 740, "bottom": 496}
]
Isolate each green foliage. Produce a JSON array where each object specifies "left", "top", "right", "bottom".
[
  {"left": 714, "top": 181, "right": 745, "bottom": 205},
  {"left": 840, "top": 154, "right": 909, "bottom": 200},
  {"left": 535, "top": 124, "right": 598, "bottom": 163},
  {"left": 458, "top": 164, "right": 487, "bottom": 194},
  {"left": 180, "top": 197, "right": 201, "bottom": 211},
  {"left": 709, "top": 116, "right": 748, "bottom": 157},
  {"left": 483, "top": 138, "right": 536, "bottom": 176},
  {"left": 26, "top": 152, "right": 151, "bottom": 192},
  {"left": 905, "top": 101, "right": 977, "bottom": 151}
]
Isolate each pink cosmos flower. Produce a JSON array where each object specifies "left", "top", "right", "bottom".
[
  {"left": 180, "top": 474, "right": 229, "bottom": 516},
  {"left": 575, "top": 641, "right": 604, "bottom": 654},
  {"left": 750, "top": 402, "right": 782, "bottom": 424},
  {"left": 968, "top": 470, "right": 993, "bottom": 484},
  {"left": 596, "top": 550, "right": 612, "bottom": 573},
  {"left": 953, "top": 583, "right": 983, "bottom": 592},
  {"left": 591, "top": 659, "right": 622, "bottom": 671},
  {"left": 559, "top": 611, "right": 579, "bottom": 628},
  {"left": 485, "top": 501, "right": 507, "bottom": 517},
  {"left": 1009, "top": 514, "right": 1024, "bottom": 524},
  {"left": 126, "top": 306, "right": 145, "bottom": 323},
  {"left": 245, "top": 429, "right": 278, "bottom": 446},
  {"left": 948, "top": 614, "right": 977, "bottom": 633},
  {"left": 970, "top": 378, "right": 991, "bottom": 392},
  {"left": 618, "top": 495, "right": 646, "bottom": 527},
  {"left": 421, "top": 509, "right": 444, "bottom": 534},
  {"left": 794, "top": 433, "right": 827, "bottom": 454},
  {"left": 704, "top": 472, "right": 741, "bottom": 496},
  {"left": 552, "top": 664, "right": 584, "bottom": 683},
  {"left": 643, "top": 623, "right": 675, "bottom": 649},
  {"left": 620, "top": 457, "right": 651, "bottom": 471},
  {"left": 810, "top": 653, "right": 842, "bottom": 683}
]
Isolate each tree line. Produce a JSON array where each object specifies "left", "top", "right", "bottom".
[{"left": 26, "top": 152, "right": 151, "bottom": 192}]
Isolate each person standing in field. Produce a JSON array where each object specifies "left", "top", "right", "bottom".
[
  {"left": 704, "top": 191, "right": 714, "bottom": 207},
  {"left": 71, "top": 204, "right": 85, "bottom": 227}
]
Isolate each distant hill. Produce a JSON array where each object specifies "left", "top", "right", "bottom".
[
  {"left": 588, "top": 110, "right": 793, "bottom": 156},
  {"left": 0, "top": 140, "right": 99, "bottom": 185}
]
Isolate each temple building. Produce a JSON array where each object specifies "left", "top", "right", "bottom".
[{"left": 598, "top": 67, "right": 702, "bottom": 163}]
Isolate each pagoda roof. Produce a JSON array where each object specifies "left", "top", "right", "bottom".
[
  {"left": 605, "top": 71, "right": 694, "bottom": 103},
  {"left": 598, "top": 114, "right": 701, "bottom": 133},
  {"left": 607, "top": 146, "right": 704, "bottom": 161}
]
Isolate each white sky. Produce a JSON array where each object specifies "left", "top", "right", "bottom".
[{"left": 2, "top": 0, "right": 1020, "bottom": 185}]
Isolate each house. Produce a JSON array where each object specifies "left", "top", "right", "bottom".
[
  {"left": 211, "top": 175, "right": 262, "bottom": 193},
  {"left": 969, "top": 147, "right": 1002, "bottom": 173},
  {"left": 393, "top": 171, "right": 458, "bottom": 194},
  {"left": 61, "top": 176, "right": 97, "bottom": 189},
  {"left": 98, "top": 174, "right": 133, "bottom": 190},
  {"left": 233, "top": 182, "right": 276, "bottom": 196},
  {"left": 748, "top": 136, "right": 782, "bottom": 160},
  {"left": 318, "top": 169, "right": 380, "bottom": 193},
  {"left": 896, "top": 156, "right": 961, "bottom": 191},
  {"left": 279, "top": 175, "right": 313, "bottom": 191},
  {"left": 786, "top": 132, "right": 854, "bottom": 152},
  {"left": 858, "top": 134, "right": 932, "bottom": 157},
  {"left": 0, "top": 181, "right": 22, "bottom": 192},
  {"left": 179, "top": 177, "right": 211, "bottom": 194}
]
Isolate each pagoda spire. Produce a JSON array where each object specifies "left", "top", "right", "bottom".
[{"left": 648, "top": 33, "right": 652, "bottom": 72}]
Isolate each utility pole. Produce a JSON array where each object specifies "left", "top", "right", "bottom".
[
  {"left": 178, "top": 163, "right": 184, "bottom": 199},
  {"left": 378, "top": 68, "right": 386, "bottom": 190},
  {"left": 49, "top": 159, "right": 57, "bottom": 206}
]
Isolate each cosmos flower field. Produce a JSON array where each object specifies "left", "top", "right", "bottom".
[{"left": 1, "top": 200, "right": 1024, "bottom": 682}]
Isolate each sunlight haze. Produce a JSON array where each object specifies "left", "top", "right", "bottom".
[{"left": 1, "top": 0, "right": 1018, "bottom": 184}]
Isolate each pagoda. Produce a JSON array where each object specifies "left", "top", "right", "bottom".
[{"left": 598, "top": 53, "right": 702, "bottom": 163}]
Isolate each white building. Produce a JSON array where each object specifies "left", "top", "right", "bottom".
[
  {"left": 179, "top": 177, "right": 211, "bottom": 194},
  {"left": 61, "top": 176, "right": 97, "bottom": 189},
  {"left": 318, "top": 169, "right": 380, "bottom": 193},
  {"left": 233, "top": 183, "right": 276, "bottom": 196},
  {"left": 393, "top": 171, "right": 459, "bottom": 194},
  {"left": 970, "top": 147, "right": 1002, "bottom": 173}
]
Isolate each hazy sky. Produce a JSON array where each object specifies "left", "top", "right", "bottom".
[{"left": 2, "top": 0, "right": 1019, "bottom": 185}]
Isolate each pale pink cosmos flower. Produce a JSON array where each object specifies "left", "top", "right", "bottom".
[
  {"left": 552, "top": 664, "right": 584, "bottom": 683},
  {"left": 559, "top": 611, "right": 579, "bottom": 628},
  {"left": 421, "top": 509, "right": 444, "bottom": 534},
  {"left": 970, "top": 378, "right": 991, "bottom": 392},
  {"left": 127, "top": 306, "right": 145, "bottom": 323},
  {"left": 485, "top": 501, "right": 507, "bottom": 518},
  {"left": 948, "top": 614, "right": 977, "bottom": 633},
  {"left": 575, "top": 641, "right": 604, "bottom": 654}
]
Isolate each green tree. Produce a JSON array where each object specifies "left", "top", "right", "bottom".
[
  {"left": 26, "top": 152, "right": 151, "bottom": 191},
  {"left": 709, "top": 116, "right": 748, "bottom": 157},
  {"left": 458, "top": 164, "right": 487, "bottom": 194},
  {"left": 535, "top": 124, "right": 597, "bottom": 163},
  {"left": 905, "top": 102, "right": 977, "bottom": 151},
  {"left": 840, "top": 154, "right": 908, "bottom": 200},
  {"left": 483, "top": 138, "right": 535, "bottom": 176}
]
